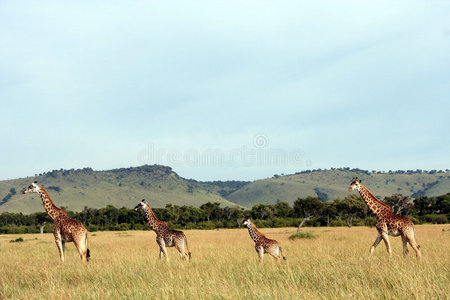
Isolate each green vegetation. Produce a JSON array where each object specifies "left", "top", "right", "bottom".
[
  {"left": 0, "top": 165, "right": 240, "bottom": 213},
  {"left": 289, "top": 231, "right": 316, "bottom": 239},
  {"left": 9, "top": 237, "right": 24, "bottom": 243},
  {"left": 228, "top": 168, "right": 450, "bottom": 207},
  {"left": 0, "top": 165, "right": 448, "bottom": 214},
  {"left": 1, "top": 193, "right": 448, "bottom": 233}
]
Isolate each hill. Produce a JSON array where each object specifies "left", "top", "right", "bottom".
[
  {"left": 0, "top": 165, "right": 243, "bottom": 214},
  {"left": 227, "top": 168, "right": 450, "bottom": 207},
  {"left": 1, "top": 166, "right": 449, "bottom": 213}
]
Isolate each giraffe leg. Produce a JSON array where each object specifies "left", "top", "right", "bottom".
[
  {"left": 175, "top": 242, "right": 185, "bottom": 260},
  {"left": 162, "top": 246, "right": 169, "bottom": 261},
  {"left": 268, "top": 246, "right": 282, "bottom": 260},
  {"left": 159, "top": 247, "right": 168, "bottom": 261},
  {"left": 176, "top": 239, "right": 190, "bottom": 260},
  {"left": 405, "top": 229, "right": 421, "bottom": 259},
  {"left": 54, "top": 235, "right": 64, "bottom": 262},
  {"left": 158, "top": 238, "right": 168, "bottom": 261},
  {"left": 401, "top": 234, "right": 409, "bottom": 256},
  {"left": 369, "top": 233, "right": 382, "bottom": 256},
  {"left": 381, "top": 232, "right": 392, "bottom": 256},
  {"left": 74, "top": 238, "right": 88, "bottom": 262},
  {"left": 256, "top": 246, "right": 264, "bottom": 263}
]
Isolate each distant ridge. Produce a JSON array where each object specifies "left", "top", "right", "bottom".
[
  {"left": 0, "top": 165, "right": 448, "bottom": 213},
  {"left": 227, "top": 168, "right": 450, "bottom": 207},
  {"left": 0, "top": 165, "right": 243, "bottom": 214}
]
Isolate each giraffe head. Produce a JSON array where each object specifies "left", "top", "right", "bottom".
[
  {"left": 348, "top": 177, "right": 362, "bottom": 192},
  {"left": 134, "top": 199, "right": 147, "bottom": 211},
  {"left": 242, "top": 217, "right": 251, "bottom": 227},
  {"left": 22, "top": 181, "right": 40, "bottom": 194}
]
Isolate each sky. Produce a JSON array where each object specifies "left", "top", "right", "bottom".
[{"left": 1, "top": 1, "right": 449, "bottom": 181}]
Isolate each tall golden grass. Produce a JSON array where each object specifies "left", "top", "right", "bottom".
[{"left": 1, "top": 225, "right": 449, "bottom": 299}]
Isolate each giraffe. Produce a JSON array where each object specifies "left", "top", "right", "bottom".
[
  {"left": 22, "top": 181, "right": 90, "bottom": 262},
  {"left": 134, "top": 199, "right": 191, "bottom": 261},
  {"left": 348, "top": 178, "right": 421, "bottom": 258},
  {"left": 242, "top": 217, "right": 286, "bottom": 262}
]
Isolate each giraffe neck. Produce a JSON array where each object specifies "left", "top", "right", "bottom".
[
  {"left": 143, "top": 203, "right": 167, "bottom": 232},
  {"left": 37, "top": 187, "right": 65, "bottom": 220},
  {"left": 246, "top": 222, "right": 264, "bottom": 243},
  {"left": 358, "top": 184, "right": 392, "bottom": 216}
]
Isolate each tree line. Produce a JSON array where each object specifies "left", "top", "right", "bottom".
[{"left": 0, "top": 193, "right": 448, "bottom": 234}]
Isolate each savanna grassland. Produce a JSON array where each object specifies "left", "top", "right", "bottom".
[{"left": 1, "top": 225, "right": 449, "bottom": 299}]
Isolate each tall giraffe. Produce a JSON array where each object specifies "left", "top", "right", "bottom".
[
  {"left": 22, "top": 181, "right": 90, "bottom": 262},
  {"left": 349, "top": 178, "right": 421, "bottom": 258},
  {"left": 134, "top": 199, "right": 191, "bottom": 261},
  {"left": 242, "top": 217, "right": 286, "bottom": 262}
]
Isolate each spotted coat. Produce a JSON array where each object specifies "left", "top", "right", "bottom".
[
  {"left": 349, "top": 178, "right": 421, "bottom": 258},
  {"left": 242, "top": 217, "right": 285, "bottom": 262},
  {"left": 23, "top": 182, "right": 90, "bottom": 262},
  {"left": 135, "top": 200, "right": 191, "bottom": 261}
]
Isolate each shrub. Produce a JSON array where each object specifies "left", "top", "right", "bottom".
[
  {"left": 422, "top": 214, "right": 438, "bottom": 223},
  {"left": 352, "top": 218, "right": 366, "bottom": 227},
  {"left": 197, "top": 222, "right": 216, "bottom": 230},
  {"left": 330, "top": 219, "right": 346, "bottom": 227},
  {"left": 10, "top": 237, "right": 24, "bottom": 243},
  {"left": 289, "top": 232, "right": 316, "bottom": 240},
  {"left": 436, "top": 215, "right": 448, "bottom": 224},
  {"left": 363, "top": 217, "right": 377, "bottom": 227},
  {"left": 87, "top": 225, "right": 98, "bottom": 232},
  {"left": 408, "top": 216, "right": 422, "bottom": 225}
]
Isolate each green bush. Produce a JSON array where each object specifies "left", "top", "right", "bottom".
[
  {"left": 363, "top": 217, "right": 377, "bottom": 227},
  {"left": 87, "top": 224, "right": 99, "bottom": 232},
  {"left": 329, "top": 219, "right": 346, "bottom": 227},
  {"left": 0, "top": 226, "right": 39, "bottom": 234},
  {"left": 421, "top": 214, "right": 438, "bottom": 223},
  {"left": 436, "top": 215, "right": 448, "bottom": 224},
  {"left": 408, "top": 216, "right": 422, "bottom": 225},
  {"left": 197, "top": 221, "right": 216, "bottom": 230},
  {"left": 10, "top": 237, "right": 24, "bottom": 243},
  {"left": 129, "top": 223, "right": 148, "bottom": 230},
  {"left": 352, "top": 218, "right": 366, "bottom": 227},
  {"left": 289, "top": 232, "right": 316, "bottom": 240}
]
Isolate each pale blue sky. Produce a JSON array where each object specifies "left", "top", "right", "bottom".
[{"left": 1, "top": 1, "right": 449, "bottom": 181}]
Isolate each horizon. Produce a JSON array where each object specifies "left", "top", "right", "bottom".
[
  {"left": 1, "top": 1, "right": 449, "bottom": 181},
  {"left": 2, "top": 164, "right": 449, "bottom": 183}
]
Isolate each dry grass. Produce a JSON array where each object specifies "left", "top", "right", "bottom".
[{"left": 1, "top": 225, "right": 449, "bottom": 299}]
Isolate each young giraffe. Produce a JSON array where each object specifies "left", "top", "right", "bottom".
[
  {"left": 22, "top": 181, "right": 90, "bottom": 262},
  {"left": 242, "top": 217, "right": 286, "bottom": 262},
  {"left": 349, "top": 178, "right": 421, "bottom": 258},
  {"left": 134, "top": 199, "right": 191, "bottom": 261}
]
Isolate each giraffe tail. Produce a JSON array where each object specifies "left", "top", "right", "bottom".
[
  {"left": 280, "top": 246, "right": 286, "bottom": 260},
  {"left": 185, "top": 238, "right": 192, "bottom": 260},
  {"left": 85, "top": 231, "right": 91, "bottom": 262}
]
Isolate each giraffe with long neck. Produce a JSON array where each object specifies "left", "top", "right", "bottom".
[
  {"left": 22, "top": 181, "right": 90, "bottom": 262},
  {"left": 349, "top": 178, "right": 421, "bottom": 258},
  {"left": 242, "top": 217, "right": 286, "bottom": 262},
  {"left": 134, "top": 199, "right": 191, "bottom": 261}
]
